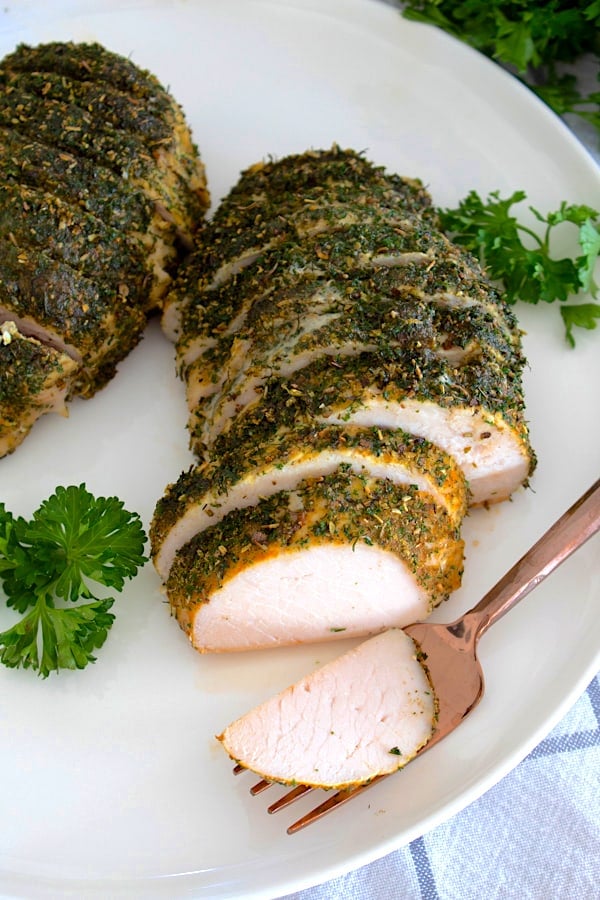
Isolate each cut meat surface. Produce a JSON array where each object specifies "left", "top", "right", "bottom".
[
  {"left": 0, "top": 321, "right": 77, "bottom": 456},
  {"left": 166, "top": 471, "right": 464, "bottom": 652},
  {"left": 332, "top": 394, "right": 531, "bottom": 506},
  {"left": 151, "top": 424, "right": 468, "bottom": 581},
  {"left": 218, "top": 628, "right": 436, "bottom": 789},
  {"left": 177, "top": 542, "right": 429, "bottom": 652},
  {"left": 186, "top": 348, "right": 533, "bottom": 507}
]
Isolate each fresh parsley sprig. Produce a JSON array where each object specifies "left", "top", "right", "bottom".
[
  {"left": 0, "top": 485, "right": 147, "bottom": 677},
  {"left": 438, "top": 189, "right": 600, "bottom": 346},
  {"left": 402, "top": 1, "right": 600, "bottom": 139}
]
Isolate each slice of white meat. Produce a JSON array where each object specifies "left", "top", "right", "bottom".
[
  {"left": 150, "top": 424, "right": 468, "bottom": 581},
  {"left": 218, "top": 628, "right": 436, "bottom": 789},
  {"left": 189, "top": 281, "right": 518, "bottom": 454},
  {"left": 335, "top": 396, "right": 531, "bottom": 506},
  {"left": 165, "top": 470, "right": 464, "bottom": 651},
  {"left": 191, "top": 350, "right": 535, "bottom": 507}
]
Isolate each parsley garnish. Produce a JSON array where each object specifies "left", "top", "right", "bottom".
[
  {"left": 402, "top": 1, "right": 600, "bottom": 139},
  {"left": 0, "top": 485, "right": 147, "bottom": 677},
  {"left": 438, "top": 190, "right": 600, "bottom": 346}
]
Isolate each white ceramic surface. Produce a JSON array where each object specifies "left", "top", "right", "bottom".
[{"left": 0, "top": 1, "right": 599, "bottom": 897}]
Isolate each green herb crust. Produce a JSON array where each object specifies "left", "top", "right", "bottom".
[
  {"left": 188, "top": 326, "right": 530, "bottom": 454},
  {"left": 0, "top": 41, "right": 173, "bottom": 102},
  {"left": 0, "top": 324, "right": 77, "bottom": 456},
  {"left": 0, "top": 126, "right": 154, "bottom": 233},
  {"left": 189, "top": 264, "right": 523, "bottom": 450},
  {"left": 162, "top": 145, "right": 436, "bottom": 339},
  {"left": 0, "top": 41, "right": 209, "bottom": 233},
  {"left": 175, "top": 212, "right": 516, "bottom": 375},
  {"left": 0, "top": 67, "right": 176, "bottom": 146},
  {"left": 0, "top": 85, "right": 195, "bottom": 229},
  {"left": 0, "top": 238, "right": 147, "bottom": 395},
  {"left": 0, "top": 181, "right": 148, "bottom": 292},
  {"left": 0, "top": 40, "right": 209, "bottom": 455},
  {"left": 165, "top": 469, "right": 464, "bottom": 634},
  {"left": 0, "top": 62, "right": 208, "bottom": 226},
  {"left": 216, "top": 146, "right": 437, "bottom": 228},
  {"left": 149, "top": 423, "right": 468, "bottom": 569},
  {"left": 0, "top": 125, "right": 194, "bottom": 309}
]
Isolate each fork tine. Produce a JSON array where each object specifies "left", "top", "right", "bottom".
[
  {"left": 267, "top": 784, "right": 313, "bottom": 813},
  {"left": 232, "top": 764, "right": 389, "bottom": 834},
  {"left": 233, "top": 764, "right": 274, "bottom": 794},
  {"left": 249, "top": 778, "right": 272, "bottom": 795},
  {"left": 287, "top": 775, "right": 387, "bottom": 834}
]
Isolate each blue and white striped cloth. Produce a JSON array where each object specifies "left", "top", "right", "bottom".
[{"left": 286, "top": 675, "right": 600, "bottom": 899}]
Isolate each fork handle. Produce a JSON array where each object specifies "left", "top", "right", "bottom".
[{"left": 466, "top": 477, "right": 600, "bottom": 642}]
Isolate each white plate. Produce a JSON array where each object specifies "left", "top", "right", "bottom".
[{"left": 0, "top": 1, "right": 599, "bottom": 897}]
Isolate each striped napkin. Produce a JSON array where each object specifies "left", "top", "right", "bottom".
[{"left": 285, "top": 674, "right": 600, "bottom": 899}]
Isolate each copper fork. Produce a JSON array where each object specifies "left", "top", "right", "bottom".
[{"left": 234, "top": 477, "right": 600, "bottom": 834}]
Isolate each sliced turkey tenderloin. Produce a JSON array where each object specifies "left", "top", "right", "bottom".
[
  {"left": 0, "top": 41, "right": 208, "bottom": 456},
  {"left": 171, "top": 205, "right": 445, "bottom": 371},
  {"left": 165, "top": 470, "right": 464, "bottom": 652},
  {"left": 218, "top": 628, "right": 436, "bottom": 789},
  {"left": 176, "top": 229, "right": 519, "bottom": 439},
  {"left": 186, "top": 349, "right": 534, "bottom": 507},
  {"left": 151, "top": 424, "right": 468, "bottom": 581},
  {"left": 0, "top": 238, "right": 147, "bottom": 396},
  {"left": 0, "top": 127, "right": 180, "bottom": 308},
  {"left": 189, "top": 275, "right": 520, "bottom": 453},
  {"left": 0, "top": 182, "right": 149, "bottom": 295},
  {"left": 161, "top": 145, "right": 435, "bottom": 340},
  {"left": 0, "top": 41, "right": 209, "bottom": 242}
]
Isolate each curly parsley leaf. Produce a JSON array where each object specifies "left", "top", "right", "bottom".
[
  {"left": 438, "top": 189, "right": 600, "bottom": 344},
  {"left": 21, "top": 484, "right": 148, "bottom": 602},
  {"left": 402, "top": 1, "right": 600, "bottom": 139},
  {"left": 0, "top": 505, "right": 44, "bottom": 614},
  {"left": 0, "top": 596, "right": 115, "bottom": 678},
  {"left": 0, "top": 485, "right": 147, "bottom": 677}
]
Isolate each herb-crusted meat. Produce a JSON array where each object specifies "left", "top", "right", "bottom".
[
  {"left": 0, "top": 182, "right": 148, "bottom": 291},
  {"left": 152, "top": 146, "right": 536, "bottom": 655},
  {"left": 161, "top": 146, "right": 435, "bottom": 340},
  {"left": 0, "top": 40, "right": 209, "bottom": 456},
  {"left": 0, "top": 321, "right": 78, "bottom": 456},
  {"left": 151, "top": 424, "right": 468, "bottom": 581},
  {"left": 166, "top": 470, "right": 464, "bottom": 652},
  {"left": 0, "top": 237, "right": 148, "bottom": 395}
]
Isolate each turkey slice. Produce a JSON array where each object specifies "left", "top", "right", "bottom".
[
  {"left": 218, "top": 628, "right": 436, "bottom": 789},
  {"left": 161, "top": 145, "right": 434, "bottom": 339},
  {"left": 165, "top": 470, "right": 464, "bottom": 652},
  {"left": 151, "top": 423, "right": 468, "bottom": 581}
]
